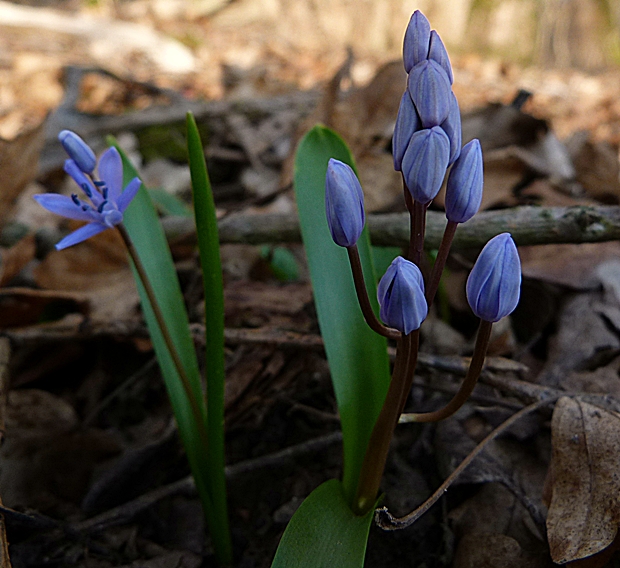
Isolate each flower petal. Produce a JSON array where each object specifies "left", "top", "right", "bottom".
[
  {"left": 33, "top": 194, "right": 100, "bottom": 223},
  {"left": 98, "top": 147, "right": 123, "bottom": 203},
  {"left": 117, "top": 177, "right": 141, "bottom": 212},
  {"left": 55, "top": 222, "right": 108, "bottom": 250},
  {"left": 64, "top": 159, "right": 102, "bottom": 207}
]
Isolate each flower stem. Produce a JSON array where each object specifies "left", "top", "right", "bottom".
[
  {"left": 410, "top": 201, "right": 428, "bottom": 267},
  {"left": 404, "top": 319, "right": 492, "bottom": 423},
  {"left": 353, "top": 331, "right": 419, "bottom": 515},
  {"left": 117, "top": 223, "right": 210, "bottom": 451},
  {"left": 425, "top": 220, "right": 458, "bottom": 308},
  {"left": 347, "top": 246, "right": 400, "bottom": 340}
]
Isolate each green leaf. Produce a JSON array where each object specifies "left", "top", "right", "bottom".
[
  {"left": 148, "top": 187, "right": 192, "bottom": 217},
  {"left": 371, "top": 246, "right": 401, "bottom": 279},
  {"left": 271, "top": 479, "right": 374, "bottom": 568},
  {"left": 108, "top": 139, "right": 228, "bottom": 562},
  {"left": 293, "top": 125, "right": 390, "bottom": 505},
  {"left": 261, "top": 245, "right": 300, "bottom": 281},
  {"left": 186, "top": 112, "right": 232, "bottom": 564}
]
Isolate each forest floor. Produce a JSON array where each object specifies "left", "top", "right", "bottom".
[{"left": 1, "top": 1, "right": 620, "bottom": 567}]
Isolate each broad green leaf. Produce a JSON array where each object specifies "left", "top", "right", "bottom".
[
  {"left": 294, "top": 125, "right": 390, "bottom": 504},
  {"left": 109, "top": 139, "right": 226, "bottom": 561},
  {"left": 371, "top": 246, "right": 401, "bottom": 279},
  {"left": 261, "top": 245, "right": 300, "bottom": 281},
  {"left": 186, "top": 112, "right": 232, "bottom": 564},
  {"left": 148, "top": 187, "right": 192, "bottom": 217},
  {"left": 271, "top": 479, "right": 374, "bottom": 568}
]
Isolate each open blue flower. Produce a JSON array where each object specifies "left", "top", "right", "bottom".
[{"left": 34, "top": 146, "right": 141, "bottom": 250}]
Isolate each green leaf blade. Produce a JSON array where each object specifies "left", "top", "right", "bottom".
[
  {"left": 271, "top": 480, "right": 374, "bottom": 568},
  {"left": 186, "top": 113, "right": 232, "bottom": 563},
  {"left": 293, "top": 125, "right": 391, "bottom": 504},
  {"left": 110, "top": 139, "right": 231, "bottom": 564}
]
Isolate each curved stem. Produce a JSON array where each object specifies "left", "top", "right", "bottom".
[
  {"left": 425, "top": 220, "right": 458, "bottom": 308},
  {"left": 353, "top": 331, "right": 418, "bottom": 515},
  {"left": 347, "top": 246, "right": 400, "bottom": 340},
  {"left": 117, "top": 224, "right": 209, "bottom": 451},
  {"left": 402, "top": 320, "right": 492, "bottom": 423}
]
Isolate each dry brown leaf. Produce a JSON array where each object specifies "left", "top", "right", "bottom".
[
  {"left": 0, "top": 120, "right": 45, "bottom": 227},
  {"left": 519, "top": 242, "right": 620, "bottom": 290},
  {"left": 454, "top": 533, "right": 547, "bottom": 568},
  {"left": 547, "top": 397, "right": 620, "bottom": 564}
]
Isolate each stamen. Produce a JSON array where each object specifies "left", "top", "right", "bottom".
[
  {"left": 71, "top": 194, "right": 80, "bottom": 206},
  {"left": 80, "top": 183, "right": 92, "bottom": 197},
  {"left": 97, "top": 200, "right": 108, "bottom": 213}
]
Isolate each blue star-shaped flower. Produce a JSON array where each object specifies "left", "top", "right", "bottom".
[{"left": 35, "top": 145, "right": 140, "bottom": 250}]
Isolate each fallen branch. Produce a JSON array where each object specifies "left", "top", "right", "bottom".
[{"left": 165, "top": 205, "right": 620, "bottom": 250}]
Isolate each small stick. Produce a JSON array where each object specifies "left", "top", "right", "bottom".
[{"left": 376, "top": 397, "right": 557, "bottom": 530}]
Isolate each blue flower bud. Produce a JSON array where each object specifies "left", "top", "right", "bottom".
[
  {"left": 377, "top": 256, "right": 428, "bottom": 334},
  {"left": 440, "top": 92, "right": 462, "bottom": 165},
  {"left": 445, "top": 139, "right": 483, "bottom": 223},
  {"left": 401, "top": 126, "right": 450, "bottom": 204},
  {"left": 325, "top": 158, "right": 365, "bottom": 247},
  {"left": 408, "top": 60, "right": 452, "bottom": 128},
  {"left": 428, "top": 30, "right": 453, "bottom": 84},
  {"left": 58, "top": 130, "right": 96, "bottom": 174},
  {"left": 393, "top": 91, "right": 421, "bottom": 172},
  {"left": 466, "top": 233, "right": 521, "bottom": 322},
  {"left": 403, "top": 10, "right": 431, "bottom": 73}
]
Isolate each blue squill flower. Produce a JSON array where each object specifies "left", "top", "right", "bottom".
[
  {"left": 34, "top": 146, "right": 141, "bottom": 250},
  {"left": 401, "top": 126, "right": 450, "bottom": 204},
  {"left": 58, "top": 130, "right": 97, "bottom": 174},
  {"left": 377, "top": 256, "right": 428, "bottom": 334},
  {"left": 466, "top": 233, "right": 521, "bottom": 322},
  {"left": 325, "top": 158, "right": 365, "bottom": 247},
  {"left": 403, "top": 10, "right": 431, "bottom": 73},
  {"left": 393, "top": 91, "right": 421, "bottom": 172},
  {"left": 445, "top": 139, "right": 483, "bottom": 223},
  {"left": 440, "top": 92, "right": 462, "bottom": 165},
  {"left": 428, "top": 31, "right": 453, "bottom": 84},
  {"left": 407, "top": 60, "right": 452, "bottom": 128}
]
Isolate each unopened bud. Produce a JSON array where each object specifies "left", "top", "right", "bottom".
[
  {"left": 466, "top": 233, "right": 521, "bottom": 322},
  {"left": 378, "top": 256, "right": 428, "bottom": 334},
  {"left": 58, "top": 130, "right": 96, "bottom": 174},
  {"left": 393, "top": 92, "right": 421, "bottom": 172},
  {"left": 403, "top": 11, "right": 431, "bottom": 73},
  {"left": 401, "top": 126, "right": 450, "bottom": 204},
  {"left": 325, "top": 158, "right": 365, "bottom": 247},
  {"left": 445, "top": 139, "right": 483, "bottom": 223}
]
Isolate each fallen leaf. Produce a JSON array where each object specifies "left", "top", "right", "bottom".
[{"left": 547, "top": 397, "right": 620, "bottom": 564}]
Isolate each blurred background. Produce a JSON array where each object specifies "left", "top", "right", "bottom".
[{"left": 2, "top": 0, "right": 620, "bottom": 141}]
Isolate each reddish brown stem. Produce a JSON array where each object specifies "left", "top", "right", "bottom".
[
  {"left": 353, "top": 331, "right": 419, "bottom": 515},
  {"left": 425, "top": 220, "right": 458, "bottom": 308},
  {"left": 407, "top": 320, "right": 492, "bottom": 423},
  {"left": 347, "top": 246, "right": 400, "bottom": 340}
]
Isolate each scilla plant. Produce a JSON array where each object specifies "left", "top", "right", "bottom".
[
  {"left": 271, "top": 10, "right": 521, "bottom": 567},
  {"left": 35, "top": 117, "right": 232, "bottom": 565}
]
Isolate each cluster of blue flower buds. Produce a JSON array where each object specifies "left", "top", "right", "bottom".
[{"left": 324, "top": 10, "right": 521, "bottom": 333}]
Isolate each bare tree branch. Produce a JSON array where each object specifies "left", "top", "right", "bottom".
[{"left": 208, "top": 205, "right": 620, "bottom": 250}]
